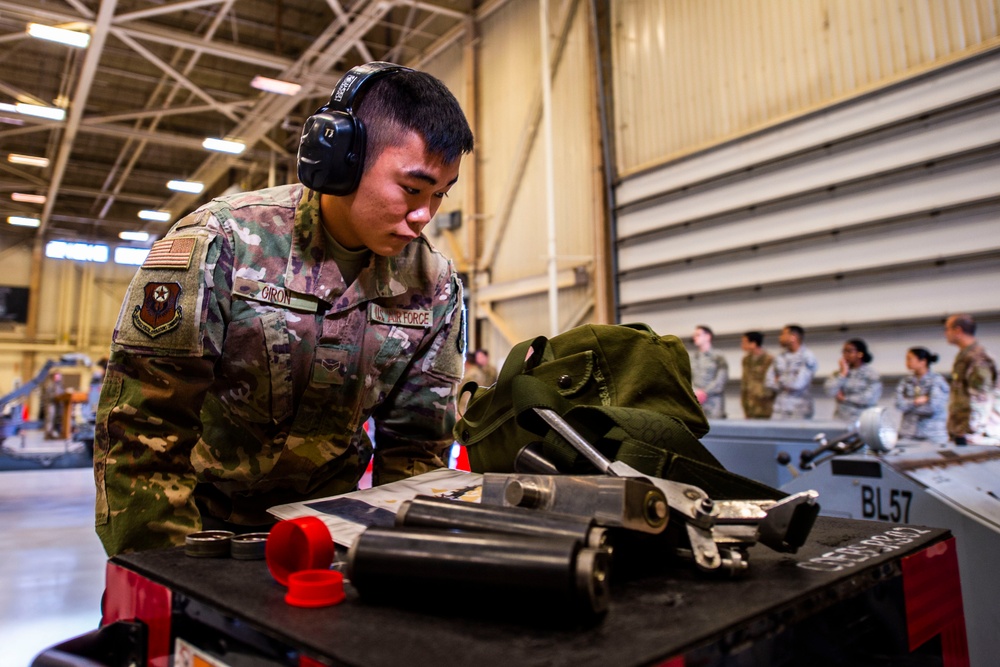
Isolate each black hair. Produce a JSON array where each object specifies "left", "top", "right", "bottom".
[
  {"left": 743, "top": 331, "right": 763, "bottom": 346},
  {"left": 357, "top": 70, "right": 474, "bottom": 173},
  {"left": 695, "top": 325, "right": 714, "bottom": 339},
  {"left": 845, "top": 338, "right": 873, "bottom": 363},
  {"left": 908, "top": 347, "right": 939, "bottom": 367},
  {"left": 784, "top": 324, "right": 805, "bottom": 340}
]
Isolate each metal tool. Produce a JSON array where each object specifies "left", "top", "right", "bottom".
[{"left": 528, "top": 407, "right": 820, "bottom": 574}]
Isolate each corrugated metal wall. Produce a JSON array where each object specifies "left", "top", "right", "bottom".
[
  {"left": 611, "top": 0, "right": 1000, "bottom": 420},
  {"left": 613, "top": 0, "right": 1000, "bottom": 174}
]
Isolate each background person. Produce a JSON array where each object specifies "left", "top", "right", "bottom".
[
  {"left": 944, "top": 313, "right": 998, "bottom": 445},
  {"left": 824, "top": 338, "right": 882, "bottom": 423},
  {"left": 895, "top": 347, "right": 949, "bottom": 444},
  {"left": 93, "top": 63, "right": 475, "bottom": 555},
  {"left": 765, "top": 324, "right": 818, "bottom": 419},
  {"left": 690, "top": 325, "right": 728, "bottom": 419},
  {"left": 740, "top": 331, "right": 775, "bottom": 419}
]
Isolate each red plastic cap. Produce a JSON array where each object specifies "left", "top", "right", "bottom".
[
  {"left": 285, "top": 569, "right": 346, "bottom": 608},
  {"left": 266, "top": 516, "right": 335, "bottom": 586}
]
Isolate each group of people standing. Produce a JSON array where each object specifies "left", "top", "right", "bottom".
[{"left": 689, "top": 314, "right": 998, "bottom": 446}]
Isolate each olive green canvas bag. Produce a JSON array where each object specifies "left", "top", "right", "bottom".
[{"left": 454, "top": 323, "right": 782, "bottom": 501}]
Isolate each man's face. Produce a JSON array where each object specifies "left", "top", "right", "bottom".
[
  {"left": 944, "top": 317, "right": 961, "bottom": 345},
  {"left": 778, "top": 328, "right": 794, "bottom": 350},
  {"left": 740, "top": 336, "right": 753, "bottom": 353},
  {"left": 323, "top": 130, "right": 461, "bottom": 256},
  {"left": 692, "top": 328, "right": 710, "bottom": 349}
]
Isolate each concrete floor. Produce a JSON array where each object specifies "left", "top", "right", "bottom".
[{"left": 0, "top": 465, "right": 107, "bottom": 667}]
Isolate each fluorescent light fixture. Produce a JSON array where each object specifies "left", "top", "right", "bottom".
[
  {"left": 8, "top": 153, "right": 50, "bottom": 168},
  {"left": 27, "top": 23, "right": 91, "bottom": 48},
  {"left": 119, "top": 231, "right": 151, "bottom": 242},
  {"left": 8, "top": 216, "right": 40, "bottom": 227},
  {"left": 251, "top": 76, "right": 301, "bottom": 96},
  {"left": 45, "top": 240, "right": 109, "bottom": 263},
  {"left": 167, "top": 179, "right": 204, "bottom": 194},
  {"left": 11, "top": 192, "right": 47, "bottom": 204},
  {"left": 115, "top": 247, "right": 151, "bottom": 265},
  {"left": 15, "top": 103, "right": 66, "bottom": 121},
  {"left": 202, "top": 137, "right": 246, "bottom": 154},
  {"left": 137, "top": 210, "right": 171, "bottom": 222}
]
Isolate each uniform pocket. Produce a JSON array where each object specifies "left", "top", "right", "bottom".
[{"left": 218, "top": 309, "right": 291, "bottom": 423}]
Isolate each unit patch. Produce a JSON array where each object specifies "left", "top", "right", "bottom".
[
  {"left": 369, "top": 303, "right": 431, "bottom": 328},
  {"left": 132, "top": 282, "right": 183, "bottom": 337},
  {"left": 143, "top": 236, "right": 197, "bottom": 269}
]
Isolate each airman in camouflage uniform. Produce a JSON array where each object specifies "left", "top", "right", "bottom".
[
  {"left": 740, "top": 331, "right": 774, "bottom": 419},
  {"left": 944, "top": 314, "right": 998, "bottom": 444},
  {"left": 690, "top": 325, "right": 728, "bottom": 419},
  {"left": 94, "top": 65, "right": 474, "bottom": 555},
  {"left": 765, "top": 325, "right": 819, "bottom": 420},
  {"left": 824, "top": 338, "right": 882, "bottom": 423}
]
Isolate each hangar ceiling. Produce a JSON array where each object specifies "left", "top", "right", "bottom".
[{"left": 0, "top": 0, "right": 478, "bottom": 248}]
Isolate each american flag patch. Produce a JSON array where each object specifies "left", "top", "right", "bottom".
[{"left": 142, "top": 236, "right": 197, "bottom": 269}]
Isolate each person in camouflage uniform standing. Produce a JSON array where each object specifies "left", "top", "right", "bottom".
[
  {"left": 690, "top": 325, "right": 728, "bottom": 419},
  {"left": 944, "top": 314, "right": 998, "bottom": 445},
  {"left": 740, "top": 331, "right": 775, "bottom": 419},
  {"left": 824, "top": 338, "right": 882, "bottom": 423},
  {"left": 93, "top": 64, "right": 474, "bottom": 555},
  {"left": 765, "top": 324, "right": 819, "bottom": 420}
]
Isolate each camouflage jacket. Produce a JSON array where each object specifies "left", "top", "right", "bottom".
[
  {"left": 741, "top": 351, "right": 775, "bottom": 419},
  {"left": 824, "top": 362, "right": 882, "bottom": 423},
  {"left": 895, "top": 371, "right": 949, "bottom": 444},
  {"left": 947, "top": 342, "right": 998, "bottom": 438},
  {"left": 94, "top": 184, "right": 465, "bottom": 555},
  {"left": 765, "top": 346, "right": 818, "bottom": 419},
  {"left": 691, "top": 349, "right": 728, "bottom": 419}
]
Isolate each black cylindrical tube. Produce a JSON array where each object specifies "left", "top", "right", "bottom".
[
  {"left": 396, "top": 496, "right": 609, "bottom": 550},
  {"left": 347, "top": 527, "right": 611, "bottom": 617}
]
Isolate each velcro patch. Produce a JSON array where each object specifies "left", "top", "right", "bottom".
[
  {"left": 143, "top": 236, "right": 197, "bottom": 269},
  {"left": 369, "top": 303, "right": 431, "bottom": 328},
  {"left": 233, "top": 276, "right": 319, "bottom": 313},
  {"left": 132, "top": 282, "right": 182, "bottom": 337}
]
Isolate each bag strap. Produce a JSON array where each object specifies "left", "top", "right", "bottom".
[{"left": 457, "top": 335, "right": 549, "bottom": 432}]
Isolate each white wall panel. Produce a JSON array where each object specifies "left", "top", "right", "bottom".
[{"left": 619, "top": 206, "right": 1000, "bottom": 304}]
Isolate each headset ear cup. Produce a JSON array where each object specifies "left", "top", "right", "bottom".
[{"left": 297, "top": 110, "right": 363, "bottom": 196}]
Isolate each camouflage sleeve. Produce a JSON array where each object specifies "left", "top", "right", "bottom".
[
  {"left": 703, "top": 354, "right": 728, "bottom": 395},
  {"left": 94, "top": 213, "right": 230, "bottom": 555},
  {"left": 371, "top": 268, "right": 465, "bottom": 486}
]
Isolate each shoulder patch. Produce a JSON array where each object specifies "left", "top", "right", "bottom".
[
  {"left": 143, "top": 236, "right": 198, "bottom": 269},
  {"left": 132, "top": 282, "right": 183, "bottom": 337},
  {"left": 112, "top": 232, "right": 211, "bottom": 356}
]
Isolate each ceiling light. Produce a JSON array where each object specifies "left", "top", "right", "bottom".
[
  {"left": 8, "top": 154, "right": 50, "bottom": 168},
  {"left": 11, "top": 193, "right": 47, "bottom": 204},
  {"left": 119, "top": 231, "right": 151, "bottom": 242},
  {"left": 8, "top": 216, "right": 40, "bottom": 227},
  {"left": 138, "top": 210, "right": 171, "bottom": 222},
  {"left": 27, "top": 23, "right": 91, "bottom": 48},
  {"left": 251, "top": 76, "right": 301, "bottom": 96},
  {"left": 15, "top": 103, "right": 66, "bottom": 121},
  {"left": 202, "top": 137, "right": 246, "bottom": 154},
  {"left": 167, "top": 180, "right": 204, "bottom": 194}
]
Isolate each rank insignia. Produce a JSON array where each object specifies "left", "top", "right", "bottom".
[{"left": 132, "top": 282, "right": 182, "bottom": 337}]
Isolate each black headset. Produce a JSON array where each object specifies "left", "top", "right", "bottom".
[{"left": 297, "top": 61, "right": 412, "bottom": 196}]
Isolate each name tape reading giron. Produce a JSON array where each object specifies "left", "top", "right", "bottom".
[{"left": 796, "top": 526, "right": 934, "bottom": 572}]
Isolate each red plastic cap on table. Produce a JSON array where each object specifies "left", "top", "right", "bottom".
[
  {"left": 265, "top": 516, "right": 335, "bottom": 585},
  {"left": 285, "top": 569, "right": 346, "bottom": 608}
]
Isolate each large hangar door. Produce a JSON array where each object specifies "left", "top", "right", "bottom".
[{"left": 612, "top": 50, "right": 1000, "bottom": 402}]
